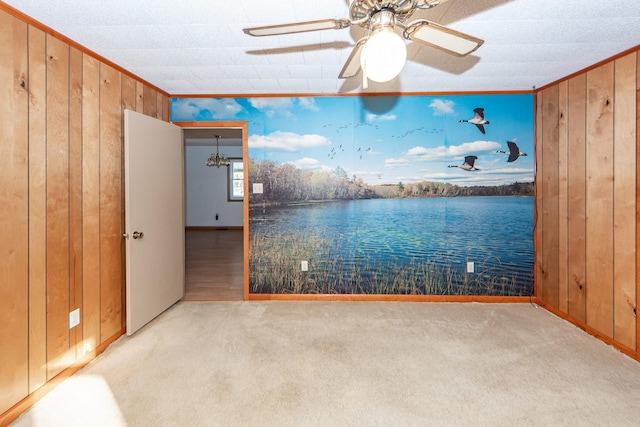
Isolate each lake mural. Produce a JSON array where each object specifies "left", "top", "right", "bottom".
[{"left": 171, "top": 94, "right": 535, "bottom": 296}]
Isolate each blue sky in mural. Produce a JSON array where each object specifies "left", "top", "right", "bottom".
[{"left": 172, "top": 94, "right": 534, "bottom": 186}]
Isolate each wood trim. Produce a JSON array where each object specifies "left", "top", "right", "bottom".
[
  {"left": 248, "top": 294, "right": 533, "bottom": 303},
  {"left": 243, "top": 125, "right": 250, "bottom": 301},
  {"left": 537, "top": 45, "right": 640, "bottom": 92},
  {"left": 533, "top": 297, "right": 639, "bottom": 363},
  {"left": 0, "top": 329, "right": 124, "bottom": 427},
  {"left": 185, "top": 226, "right": 244, "bottom": 230},
  {"left": 171, "top": 121, "right": 247, "bottom": 128},
  {"left": 637, "top": 83, "right": 640, "bottom": 355},
  {"left": 170, "top": 90, "right": 535, "bottom": 99},
  {"left": 533, "top": 92, "right": 540, "bottom": 299},
  {"left": 174, "top": 121, "right": 250, "bottom": 301},
  {"left": 0, "top": 2, "right": 169, "bottom": 98}
]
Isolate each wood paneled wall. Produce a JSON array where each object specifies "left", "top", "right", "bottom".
[
  {"left": 0, "top": 7, "right": 170, "bottom": 416},
  {"left": 536, "top": 49, "right": 639, "bottom": 359}
]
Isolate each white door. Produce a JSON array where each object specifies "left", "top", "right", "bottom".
[{"left": 124, "top": 109, "right": 184, "bottom": 335}]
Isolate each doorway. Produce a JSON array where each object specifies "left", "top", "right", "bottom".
[{"left": 177, "top": 122, "right": 248, "bottom": 301}]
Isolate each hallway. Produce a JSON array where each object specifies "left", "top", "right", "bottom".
[{"left": 183, "top": 229, "right": 244, "bottom": 301}]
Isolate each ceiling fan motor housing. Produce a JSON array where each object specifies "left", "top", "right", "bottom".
[
  {"left": 368, "top": 9, "right": 398, "bottom": 33},
  {"left": 350, "top": 0, "right": 443, "bottom": 24}
]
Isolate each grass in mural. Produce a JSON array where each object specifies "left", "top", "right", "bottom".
[{"left": 250, "top": 230, "right": 523, "bottom": 296}]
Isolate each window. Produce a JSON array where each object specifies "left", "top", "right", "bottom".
[{"left": 228, "top": 159, "right": 243, "bottom": 201}]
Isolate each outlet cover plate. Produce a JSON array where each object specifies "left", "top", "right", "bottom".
[{"left": 69, "top": 308, "right": 80, "bottom": 329}]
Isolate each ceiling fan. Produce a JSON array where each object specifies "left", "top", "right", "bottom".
[{"left": 243, "top": 0, "right": 484, "bottom": 87}]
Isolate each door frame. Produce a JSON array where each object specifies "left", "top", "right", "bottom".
[{"left": 174, "top": 121, "right": 249, "bottom": 300}]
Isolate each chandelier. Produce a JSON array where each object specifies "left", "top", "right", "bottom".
[{"left": 206, "top": 135, "right": 230, "bottom": 167}]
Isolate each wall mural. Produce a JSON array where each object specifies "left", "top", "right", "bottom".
[{"left": 171, "top": 94, "right": 535, "bottom": 296}]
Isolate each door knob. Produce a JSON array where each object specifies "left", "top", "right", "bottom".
[{"left": 132, "top": 231, "right": 144, "bottom": 239}]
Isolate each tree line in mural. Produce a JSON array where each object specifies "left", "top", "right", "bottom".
[{"left": 248, "top": 158, "right": 533, "bottom": 204}]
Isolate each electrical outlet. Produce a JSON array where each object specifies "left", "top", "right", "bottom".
[
  {"left": 467, "top": 262, "right": 474, "bottom": 273},
  {"left": 69, "top": 308, "right": 80, "bottom": 329},
  {"left": 301, "top": 260, "right": 308, "bottom": 271}
]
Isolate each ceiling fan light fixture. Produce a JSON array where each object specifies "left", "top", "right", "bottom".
[
  {"left": 243, "top": 1, "right": 483, "bottom": 84},
  {"left": 361, "top": 26, "right": 407, "bottom": 83}
]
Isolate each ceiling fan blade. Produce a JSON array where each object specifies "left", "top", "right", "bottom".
[
  {"left": 338, "top": 37, "right": 368, "bottom": 79},
  {"left": 243, "top": 18, "right": 350, "bottom": 37},
  {"left": 404, "top": 20, "right": 484, "bottom": 56},
  {"left": 416, "top": 0, "right": 451, "bottom": 9}
]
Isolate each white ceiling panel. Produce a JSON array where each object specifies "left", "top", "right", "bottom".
[
  {"left": 255, "top": 65, "right": 292, "bottom": 80},
  {"left": 288, "top": 65, "right": 324, "bottom": 80},
  {"left": 3, "top": 0, "right": 639, "bottom": 95}
]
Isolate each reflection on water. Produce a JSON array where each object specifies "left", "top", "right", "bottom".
[{"left": 250, "top": 197, "right": 534, "bottom": 295}]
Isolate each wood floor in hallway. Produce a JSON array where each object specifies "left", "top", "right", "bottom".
[{"left": 184, "top": 229, "right": 244, "bottom": 301}]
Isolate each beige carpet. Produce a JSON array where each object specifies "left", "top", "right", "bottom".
[{"left": 11, "top": 301, "right": 640, "bottom": 426}]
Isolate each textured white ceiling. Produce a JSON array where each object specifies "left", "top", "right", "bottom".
[{"left": 3, "top": 0, "right": 640, "bottom": 95}]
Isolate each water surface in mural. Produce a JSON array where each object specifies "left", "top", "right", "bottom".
[{"left": 172, "top": 94, "right": 534, "bottom": 296}]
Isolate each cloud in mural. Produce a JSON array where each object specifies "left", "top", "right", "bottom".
[
  {"left": 249, "top": 97, "right": 319, "bottom": 115},
  {"left": 249, "top": 131, "right": 331, "bottom": 152},
  {"left": 171, "top": 98, "right": 242, "bottom": 121},
  {"left": 249, "top": 98, "right": 293, "bottom": 111},
  {"left": 297, "top": 98, "right": 320, "bottom": 111},
  {"left": 406, "top": 140, "right": 501, "bottom": 161},
  {"left": 365, "top": 113, "right": 397, "bottom": 122},
  {"left": 487, "top": 167, "right": 533, "bottom": 175},
  {"left": 429, "top": 99, "right": 456, "bottom": 116},
  {"left": 421, "top": 172, "right": 451, "bottom": 180},
  {"left": 385, "top": 157, "right": 411, "bottom": 168},
  {"left": 290, "top": 157, "right": 322, "bottom": 170}
]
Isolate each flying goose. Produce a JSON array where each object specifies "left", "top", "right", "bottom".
[
  {"left": 497, "top": 141, "right": 527, "bottom": 162},
  {"left": 459, "top": 108, "right": 490, "bottom": 134},
  {"left": 448, "top": 156, "right": 479, "bottom": 171}
]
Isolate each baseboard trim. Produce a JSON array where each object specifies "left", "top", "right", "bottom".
[
  {"left": 532, "top": 297, "right": 639, "bottom": 363},
  {"left": 248, "top": 294, "right": 532, "bottom": 303},
  {"left": 186, "top": 226, "right": 243, "bottom": 230},
  {"left": 0, "top": 328, "right": 125, "bottom": 426}
]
